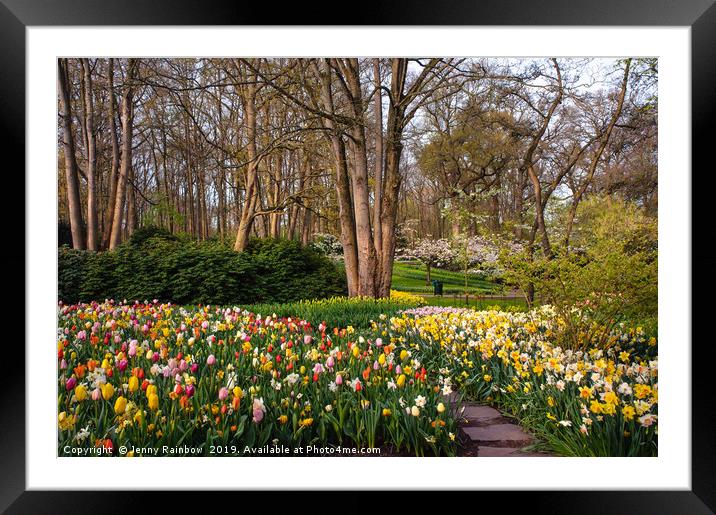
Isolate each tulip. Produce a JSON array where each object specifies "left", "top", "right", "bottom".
[
  {"left": 148, "top": 393, "right": 159, "bottom": 411},
  {"left": 75, "top": 384, "right": 87, "bottom": 401},
  {"left": 60, "top": 359, "right": 68, "bottom": 370},
  {"left": 128, "top": 376, "right": 139, "bottom": 393},
  {"left": 411, "top": 406, "right": 420, "bottom": 417},
  {"left": 117, "top": 359, "right": 128, "bottom": 372},
  {"left": 375, "top": 338, "right": 383, "bottom": 347},
  {"left": 114, "top": 396, "right": 127, "bottom": 415},
  {"left": 91, "top": 387, "right": 102, "bottom": 401},
  {"left": 335, "top": 374, "right": 343, "bottom": 385},
  {"left": 65, "top": 377, "right": 77, "bottom": 391},
  {"left": 218, "top": 387, "right": 229, "bottom": 401},
  {"left": 101, "top": 383, "right": 115, "bottom": 401},
  {"left": 190, "top": 363, "right": 199, "bottom": 374},
  {"left": 437, "top": 402, "right": 446, "bottom": 414},
  {"left": 207, "top": 354, "right": 216, "bottom": 366},
  {"left": 185, "top": 384, "right": 195, "bottom": 398}
]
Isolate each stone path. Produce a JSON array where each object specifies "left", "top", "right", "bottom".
[{"left": 446, "top": 393, "right": 552, "bottom": 457}]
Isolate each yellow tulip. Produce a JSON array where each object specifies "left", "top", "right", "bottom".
[
  {"left": 114, "top": 396, "right": 127, "bottom": 414},
  {"left": 101, "top": 383, "right": 115, "bottom": 401},
  {"left": 148, "top": 393, "right": 159, "bottom": 411},
  {"left": 128, "top": 376, "right": 139, "bottom": 393},
  {"left": 74, "top": 384, "right": 87, "bottom": 402}
]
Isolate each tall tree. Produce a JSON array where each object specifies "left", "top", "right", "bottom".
[
  {"left": 109, "top": 59, "right": 138, "bottom": 250},
  {"left": 80, "top": 58, "right": 98, "bottom": 250},
  {"left": 57, "top": 58, "right": 86, "bottom": 249}
]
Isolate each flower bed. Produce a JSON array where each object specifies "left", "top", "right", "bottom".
[
  {"left": 57, "top": 300, "right": 657, "bottom": 457},
  {"left": 58, "top": 299, "right": 455, "bottom": 457},
  {"left": 383, "top": 306, "right": 658, "bottom": 456}
]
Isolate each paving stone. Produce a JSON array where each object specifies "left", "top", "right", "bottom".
[
  {"left": 463, "top": 424, "right": 533, "bottom": 447},
  {"left": 462, "top": 405, "right": 503, "bottom": 422}
]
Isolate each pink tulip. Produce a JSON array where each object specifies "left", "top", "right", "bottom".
[
  {"left": 207, "top": 354, "right": 216, "bottom": 366},
  {"left": 60, "top": 359, "right": 68, "bottom": 370},
  {"left": 375, "top": 338, "right": 383, "bottom": 347},
  {"left": 190, "top": 363, "right": 199, "bottom": 374},
  {"left": 91, "top": 387, "right": 101, "bottom": 401},
  {"left": 304, "top": 334, "right": 312, "bottom": 345},
  {"left": 335, "top": 374, "right": 343, "bottom": 385},
  {"left": 117, "top": 359, "right": 128, "bottom": 372},
  {"left": 185, "top": 384, "right": 195, "bottom": 398},
  {"left": 65, "top": 377, "right": 76, "bottom": 391},
  {"left": 218, "top": 387, "right": 229, "bottom": 401}
]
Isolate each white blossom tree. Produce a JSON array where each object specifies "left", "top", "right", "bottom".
[{"left": 406, "top": 238, "right": 456, "bottom": 285}]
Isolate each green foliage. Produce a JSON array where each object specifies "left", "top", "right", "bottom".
[
  {"left": 501, "top": 198, "right": 657, "bottom": 349},
  {"left": 244, "top": 295, "right": 423, "bottom": 329},
  {"left": 58, "top": 246, "right": 91, "bottom": 302},
  {"left": 59, "top": 233, "right": 347, "bottom": 306}
]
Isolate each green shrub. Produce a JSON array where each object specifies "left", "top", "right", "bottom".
[
  {"left": 59, "top": 233, "right": 347, "bottom": 305},
  {"left": 58, "top": 246, "right": 91, "bottom": 302},
  {"left": 500, "top": 198, "right": 657, "bottom": 349}
]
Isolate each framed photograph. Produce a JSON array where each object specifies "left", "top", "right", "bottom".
[{"left": 4, "top": 0, "right": 714, "bottom": 511}]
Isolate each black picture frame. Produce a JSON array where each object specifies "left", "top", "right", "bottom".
[{"left": 2, "top": 0, "right": 713, "bottom": 512}]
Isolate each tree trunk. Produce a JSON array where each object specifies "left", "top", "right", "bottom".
[
  {"left": 109, "top": 59, "right": 137, "bottom": 250},
  {"left": 372, "top": 58, "right": 384, "bottom": 259},
  {"left": 311, "top": 59, "right": 360, "bottom": 296},
  {"left": 527, "top": 164, "right": 552, "bottom": 257},
  {"left": 234, "top": 67, "right": 260, "bottom": 251},
  {"left": 57, "top": 59, "right": 86, "bottom": 250},
  {"left": 377, "top": 58, "right": 409, "bottom": 298},
  {"left": 80, "top": 58, "right": 98, "bottom": 251},
  {"left": 127, "top": 165, "right": 137, "bottom": 236}
]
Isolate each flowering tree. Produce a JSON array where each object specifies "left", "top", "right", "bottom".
[{"left": 406, "top": 238, "right": 456, "bottom": 285}]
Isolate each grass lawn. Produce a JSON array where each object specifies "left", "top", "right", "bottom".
[
  {"left": 419, "top": 294, "right": 529, "bottom": 311},
  {"left": 391, "top": 261, "right": 503, "bottom": 295}
]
